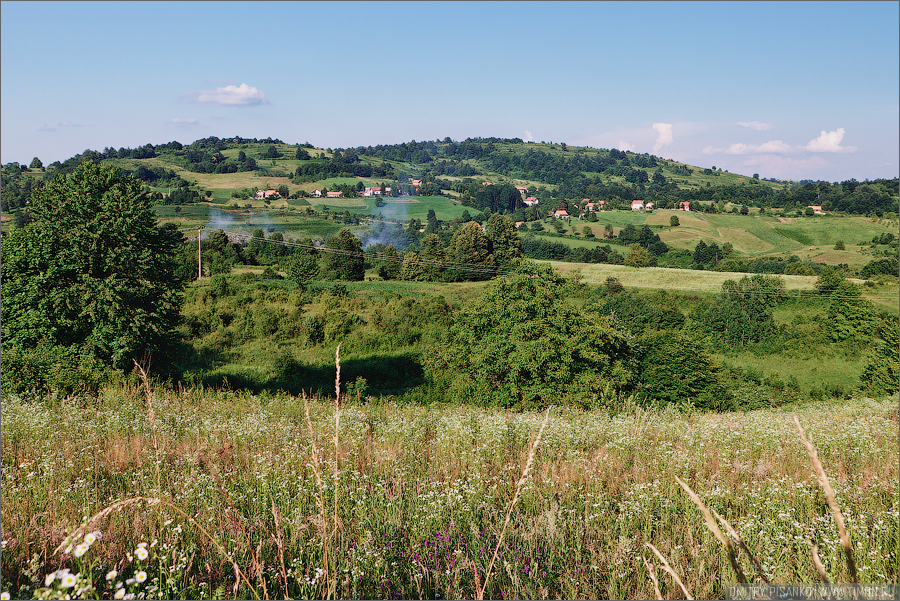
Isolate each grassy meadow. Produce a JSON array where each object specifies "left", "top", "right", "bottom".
[{"left": 2, "top": 384, "right": 896, "bottom": 600}]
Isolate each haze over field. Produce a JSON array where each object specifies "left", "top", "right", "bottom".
[{"left": 1, "top": 1, "right": 898, "bottom": 182}]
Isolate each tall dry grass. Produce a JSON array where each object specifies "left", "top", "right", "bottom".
[{"left": 2, "top": 385, "right": 897, "bottom": 599}]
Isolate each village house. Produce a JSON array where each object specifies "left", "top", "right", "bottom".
[
  {"left": 807, "top": 205, "right": 823, "bottom": 214},
  {"left": 312, "top": 189, "right": 322, "bottom": 198},
  {"left": 516, "top": 186, "right": 528, "bottom": 196},
  {"left": 256, "top": 189, "right": 280, "bottom": 200},
  {"left": 515, "top": 221, "right": 525, "bottom": 228},
  {"left": 410, "top": 179, "right": 423, "bottom": 186},
  {"left": 631, "top": 200, "right": 645, "bottom": 211},
  {"left": 554, "top": 209, "right": 569, "bottom": 219},
  {"left": 645, "top": 202, "right": 655, "bottom": 210},
  {"left": 326, "top": 191, "right": 342, "bottom": 198},
  {"left": 679, "top": 201, "right": 691, "bottom": 211},
  {"left": 584, "top": 200, "right": 606, "bottom": 211},
  {"left": 523, "top": 197, "right": 539, "bottom": 207}
]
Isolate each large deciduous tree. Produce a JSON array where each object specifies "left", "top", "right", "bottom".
[
  {"left": 1, "top": 162, "right": 184, "bottom": 369},
  {"left": 424, "top": 263, "right": 635, "bottom": 409},
  {"left": 324, "top": 227, "right": 364, "bottom": 281}
]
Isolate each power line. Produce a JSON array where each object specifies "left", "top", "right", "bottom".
[{"left": 188, "top": 226, "right": 899, "bottom": 297}]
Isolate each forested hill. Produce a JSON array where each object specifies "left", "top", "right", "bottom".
[{"left": 2, "top": 135, "right": 898, "bottom": 216}]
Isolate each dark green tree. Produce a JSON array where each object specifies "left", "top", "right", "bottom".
[
  {"left": 324, "top": 228, "right": 364, "bottom": 281},
  {"left": 29, "top": 157, "right": 43, "bottom": 169},
  {"left": 485, "top": 213, "right": 522, "bottom": 267},
  {"left": 1, "top": 162, "right": 184, "bottom": 369},
  {"left": 286, "top": 251, "right": 320, "bottom": 290},
  {"left": 447, "top": 221, "right": 494, "bottom": 280},
  {"left": 424, "top": 263, "right": 635, "bottom": 409},
  {"left": 670, "top": 214, "right": 680, "bottom": 227},
  {"left": 638, "top": 331, "right": 731, "bottom": 410}
]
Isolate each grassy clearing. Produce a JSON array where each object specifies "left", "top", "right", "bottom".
[
  {"left": 2, "top": 388, "right": 895, "bottom": 599},
  {"left": 541, "top": 261, "right": 826, "bottom": 293}
]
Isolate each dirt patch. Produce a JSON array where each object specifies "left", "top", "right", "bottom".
[
  {"left": 0, "top": 215, "right": 10, "bottom": 222},
  {"left": 777, "top": 217, "right": 794, "bottom": 223}
]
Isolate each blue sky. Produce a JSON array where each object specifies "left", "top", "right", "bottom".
[{"left": 2, "top": 1, "right": 897, "bottom": 181}]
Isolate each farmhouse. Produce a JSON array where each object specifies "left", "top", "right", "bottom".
[
  {"left": 410, "top": 179, "right": 423, "bottom": 186},
  {"left": 256, "top": 189, "right": 280, "bottom": 200},
  {"left": 554, "top": 209, "right": 569, "bottom": 219},
  {"left": 326, "top": 191, "right": 342, "bottom": 198},
  {"left": 679, "top": 201, "right": 691, "bottom": 211},
  {"left": 631, "top": 200, "right": 645, "bottom": 211},
  {"left": 516, "top": 186, "right": 528, "bottom": 196},
  {"left": 524, "top": 197, "right": 539, "bottom": 207},
  {"left": 645, "top": 202, "right": 655, "bottom": 210},
  {"left": 313, "top": 189, "right": 322, "bottom": 197},
  {"left": 807, "top": 205, "right": 823, "bottom": 214},
  {"left": 584, "top": 200, "right": 606, "bottom": 211}
]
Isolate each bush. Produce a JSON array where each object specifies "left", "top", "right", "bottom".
[{"left": 1, "top": 342, "right": 113, "bottom": 397}]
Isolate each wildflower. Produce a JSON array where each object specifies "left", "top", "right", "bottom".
[
  {"left": 135, "top": 571, "right": 147, "bottom": 584},
  {"left": 106, "top": 570, "right": 118, "bottom": 581},
  {"left": 60, "top": 573, "right": 78, "bottom": 588},
  {"left": 83, "top": 531, "right": 100, "bottom": 545},
  {"left": 134, "top": 547, "right": 149, "bottom": 561},
  {"left": 45, "top": 573, "right": 57, "bottom": 587},
  {"left": 73, "top": 543, "right": 90, "bottom": 558},
  {"left": 136, "top": 542, "right": 147, "bottom": 549},
  {"left": 114, "top": 589, "right": 125, "bottom": 600},
  {"left": 1, "top": 592, "right": 9, "bottom": 600}
]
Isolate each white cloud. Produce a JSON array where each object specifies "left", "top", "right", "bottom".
[
  {"left": 195, "top": 83, "right": 268, "bottom": 106},
  {"left": 618, "top": 140, "right": 635, "bottom": 152},
  {"left": 652, "top": 123, "right": 673, "bottom": 153},
  {"left": 724, "top": 140, "right": 795, "bottom": 155},
  {"left": 524, "top": 130, "right": 534, "bottom": 142},
  {"left": 169, "top": 118, "right": 198, "bottom": 125},
  {"left": 805, "top": 128, "right": 857, "bottom": 153},
  {"left": 737, "top": 121, "right": 774, "bottom": 131}
]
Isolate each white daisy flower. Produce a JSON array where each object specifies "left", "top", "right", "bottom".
[
  {"left": 60, "top": 573, "right": 77, "bottom": 588},
  {"left": 134, "top": 547, "right": 149, "bottom": 561},
  {"left": 73, "top": 543, "right": 90, "bottom": 558},
  {"left": 45, "top": 573, "right": 56, "bottom": 587},
  {"left": 135, "top": 571, "right": 147, "bottom": 583},
  {"left": 114, "top": 588, "right": 125, "bottom": 600},
  {"left": 106, "top": 570, "right": 118, "bottom": 581},
  {"left": 2, "top": 591, "right": 10, "bottom": 600}
]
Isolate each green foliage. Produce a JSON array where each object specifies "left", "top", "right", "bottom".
[
  {"left": 823, "top": 282, "right": 878, "bottom": 343},
  {"left": 446, "top": 221, "right": 495, "bottom": 281},
  {"left": 0, "top": 341, "right": 113, "bottom": 397},
  {"left": 286, "top": 251, "right": 320, "bottom": 289},
  {"left": 700, "top": 275, "right": 783, "bottom": 346},
  {"left": 624, "top": 244, "right": 648, "bottom": 268},
  {"left": 815, "top": 266, "right": 847, "bottom": 295},
  {"left": 324, "top": 228, "right": 364, "bottom": 281},
  {"left": 424, "top": 263, "right": 634, "bottom": 409},
  {"left": 670, "top": 214, "right": 680, "bottom": 227},
  {"left": 859, "top": 315, "right": 900, "bottom": 396},
  {"left": 638, "top": 330, "right": 732, "bottom": 410},
  {"left": 1, "top": 162, "right": 184, "bottom": 370},
  {"left": 833, "top": 240, "right": 845, "bottom": 250}
]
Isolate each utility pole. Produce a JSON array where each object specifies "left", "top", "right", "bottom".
[{"left": 197, "top": 226, "right": 203, "bottom": 281}]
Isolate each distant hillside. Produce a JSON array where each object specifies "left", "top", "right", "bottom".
[{"left": 2, "top": 136, "right": 897, "bottom": 217}]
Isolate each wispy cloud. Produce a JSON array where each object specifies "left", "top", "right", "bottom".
[
  {"left": 703, "top": 140, "right": 795, "bottom": 155},
  {"left": 703, "top": 128, "right": 858, "bottom": 156},
  {"left": 652, "top": 123, "right": 673, "bottom": 153},
  {"left": 524, "top": 130, "right": 534, "bottom": 142},
  {"left": 36, "top": 120, "right": 83, "bottom": 133},
  {"left": 169, "top": 118, "right": 198, "bottom": 125},
  {"left": 618, "top": 140, "right": 635, "bottom": 152},
  {"left": 805, "top": 128, "right": 857, "bottom": 153},
  {"left": 737, "top": 120, "right": 774, "bottom": 131},
  {"left": 193, "top": 83, "right": 268, "bottom": 106}
]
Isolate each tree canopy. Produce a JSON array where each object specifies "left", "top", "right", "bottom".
[
  {"left": 424, "top": 263, "right": 635, "bottom": 409},
  {"left": 1, "top": 162, "right": 184, "bottom": 369}
]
